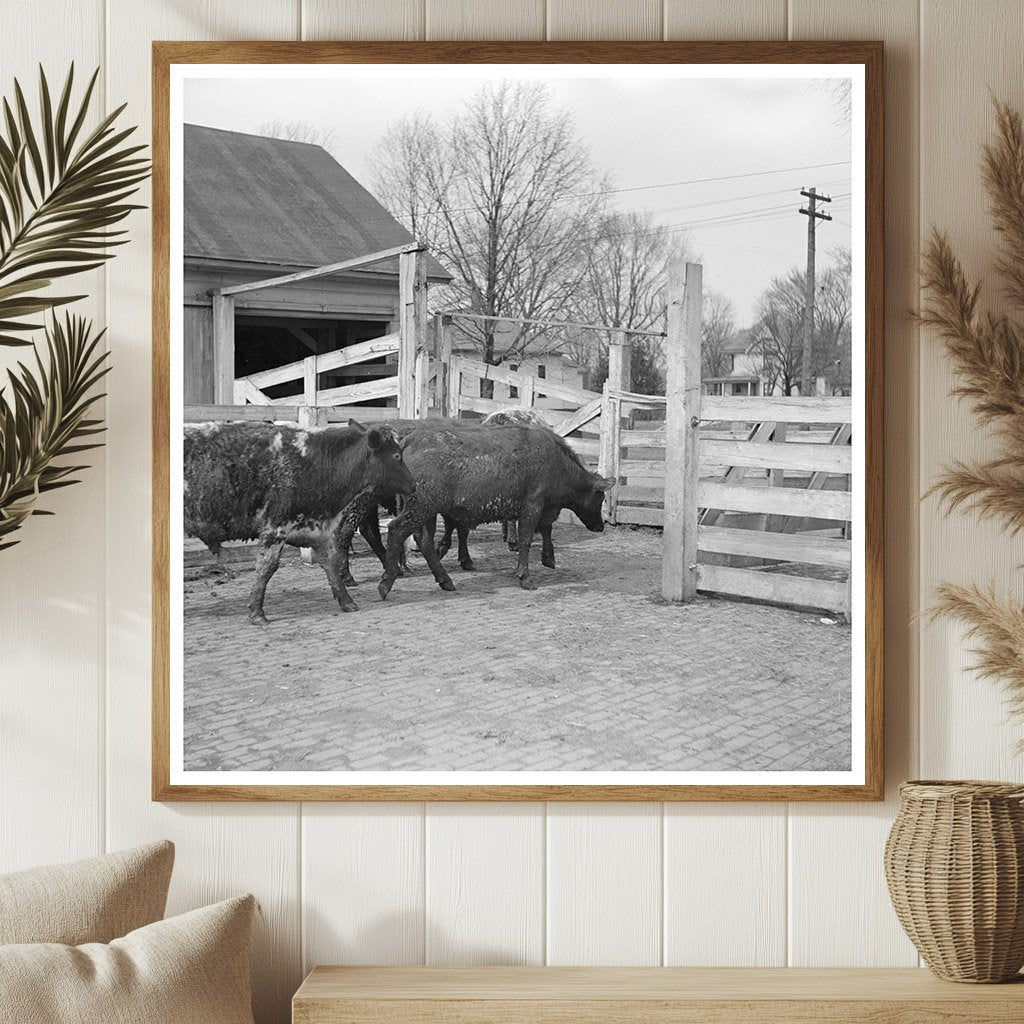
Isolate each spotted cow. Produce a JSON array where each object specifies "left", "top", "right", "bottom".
[{"left": 184, "top": 420, "right": 414, "bottom": 623}]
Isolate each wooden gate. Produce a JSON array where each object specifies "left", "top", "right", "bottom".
[
  {"left": 653, "top": 261, "right": 854, "bottom": 615},
  {"left": 444, "top": 353, "right": 602, "bottom": 465},
  {"left": 230, "top": 332, "right": 401, "bottom": 417},
  {"left": 430, "top": 312, "right": 654, "bottom": 469}
]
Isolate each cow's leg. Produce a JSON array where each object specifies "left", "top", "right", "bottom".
[
  {"left": 362, "top": 504, "right": 413, "bottom": 576},
  {"left": 436, "top": 515, "right": 454, "bottom": 560},
  {"left": 332, "top": 490, "right": 378, "bottom": 588},
  {"left": 456, "top": 522, "right": 474, "bottom": 571},
  {"left": 505, "top": 519, "right": 519, "bottom": 552},
  {"left": 416, "top": 525, "right": 458, "bottom": 594},
  {"left": 307, "top": 540, "right": 359, "bottom": 588},
  {"left": 379, "top": 505, "right": 426, "bottom": 600},
  {"left": 314, "top": 533, "right": 359, "bottom": 613},
  {"left": 247, "top": 535, "right": 285, "bottom": 625},
  {"left": 358, "top": 507, "right": 388, "bottom": 569},
  {"left": 342, "top": 540, "right": 357, "bottom": 586},
  {"left": 423, "top": 513, "right": 439, "bottom": 558},
  {"left": 410, "top": 502, "right": 428, "bottom": 556},
  {"left": 540, "top": 520, "right": 556, "bottom": 569},
  {"left": 513, "top": 505, "right": 543, "bottom": 591}
]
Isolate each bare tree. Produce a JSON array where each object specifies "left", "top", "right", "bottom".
[
  {"left": 701, "top": 290, "right": 736, "bottom": 380},
  {"left": 752, "top": 248, "right": 852, "bottom": 395},
  {"left": 810, "top": 79, "right": 853, "bottom": 132},
  {"left": 753, "top": 269, "right": 806, "bottom": 395},
  {"left": 372, "top": 81, "right": 606, "bottom": 392},
  {"left": 574, "top": 212, "right": 683, "bottom": 329},
  {"left": 255, "top": 119, "right": 339, "bottom": 156},
  {"left": 567, "top": 211, "right": 688, "bottom": 394},
  {"left": 814, "top": 246, "right": 853, "bottom": 393}
]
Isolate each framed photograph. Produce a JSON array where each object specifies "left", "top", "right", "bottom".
[{"left": 153, "top": 41, "right": 882, "bottom": 801}]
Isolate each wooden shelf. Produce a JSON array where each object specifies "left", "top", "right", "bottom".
[{"left": 293, "top": 966, "right": 1024, "bottom": 1023}]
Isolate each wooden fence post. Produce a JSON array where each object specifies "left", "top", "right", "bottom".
[
  {"left": 414, "top": 348, "right": 430, "bottom": 419},
  {"left": 661, "top": 261, "right": 702, "bottom": 602},
  {"left": 607, "top": 327, "right": 632, "bottom": 394},
  {"left": 519, "top": 373, "right": 536, "bottom": 409},
  {"left": 298, "top": 405, "right": 328, "bottom": 430},
  {"left": 448, "top": 356, "right": 462, "bottom": 418},
  {"left": 433, "top": 313, "right": 452, "bottom": 418},
  {"left": 398, "top": 248, "right": 427, "bottom": 418},
  {"left": 598, "top": 382, "right": 620, "bottom": 523},
  {"left": 303, "top": 354, "right": 318, "bottom": 406},
  {"left": 212, "top": 292, "right": 235, "bottom": 405},
  {"left": 299, "top": 402, "right": 328, "bottom": 563}
]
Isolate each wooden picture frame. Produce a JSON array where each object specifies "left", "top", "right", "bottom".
[{"left": 153, "top": 41, "right": 883, "bottom": 801}]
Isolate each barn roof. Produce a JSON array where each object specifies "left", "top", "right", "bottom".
[{"left": 183, "top": 124, "right": 450, "bottom": 279}]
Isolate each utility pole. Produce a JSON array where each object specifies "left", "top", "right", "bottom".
[{"left": 799, "top": 187, "right": 832, "bottom": 396}]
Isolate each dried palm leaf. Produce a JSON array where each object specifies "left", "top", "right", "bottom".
[
  {"left": 0, "top": 313, "right": 109, "bottom": 549},
  {"left": 0, "top": 64, "right": 149, "bottom": 347}
]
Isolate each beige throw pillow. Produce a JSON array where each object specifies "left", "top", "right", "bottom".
[
  {"left": 0, "top": 840, "right": 174, "bottom": 945},
  {"left": 0, "top": 894, "right": 256, "bottom": 1024}
]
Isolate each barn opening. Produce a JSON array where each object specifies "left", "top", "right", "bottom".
[{"left": 233, "top": 314, "right": 395, "bottom": 404}]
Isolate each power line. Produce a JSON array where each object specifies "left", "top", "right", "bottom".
[
  {"left": 644, "top": 178, "right": 849, "bottom": 217},
  {"left": 583, "top": 160, "right": 851, "bottom": 198},
  {"left": 438, "top": 198, "right": 850, "bottom": 263},
  {"left": 439, "top": 160, "right": 852, "bottom": 215},
  {"left": 589, "top": 196, "right": 851, "bottom": 238}
]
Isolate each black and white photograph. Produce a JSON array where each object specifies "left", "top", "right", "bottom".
[{"left": 160, "top": 50, "right": 879, "bottom": 797}]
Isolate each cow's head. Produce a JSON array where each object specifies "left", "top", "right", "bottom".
[
  {"left": 350, "top": 420, "right": 416, "bottom": 497},
  {"left": 568, "top": 472, "right": 615, "bottom": 532}
]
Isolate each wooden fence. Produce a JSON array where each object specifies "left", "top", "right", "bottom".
[
  {"left": 189, "top": 246, "right": 853, "bottom": 615},
  {"left": 445, "top": 351, "right": 602, "bottom": 465},
  {"left": 435, "top": 312, "right": 651, "bottom": 468},
  {"left": 656, "top": 262, "right": 854, "bottom": 615}
]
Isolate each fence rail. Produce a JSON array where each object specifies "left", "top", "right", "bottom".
[
  {"left": 232, "top": 333, "right": 401, "bottom": 408},
  {"left": 183, "top": 404, "right": 398, "bottom": 425},
  {"left": 449, "top": 354, "right": 601, "bottom": 409},
  {"left": 445, "top": 341, "right": 606, "bottom": 467}
]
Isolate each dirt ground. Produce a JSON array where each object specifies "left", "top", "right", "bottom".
[{"left": 183, "top": 522, "right": 852, "bottom": 773}]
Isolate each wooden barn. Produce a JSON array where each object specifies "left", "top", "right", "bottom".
[{"left": 182, "top": 124, "right": 450, "bottom": 408}]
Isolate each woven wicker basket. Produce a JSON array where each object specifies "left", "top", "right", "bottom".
[{"left": 884, "top": 780, "right": 1024, "bottom": 982}]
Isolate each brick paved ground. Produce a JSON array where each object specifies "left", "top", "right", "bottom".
[{"left": 183, "top": 523, "right": 851, "bottom": 772}]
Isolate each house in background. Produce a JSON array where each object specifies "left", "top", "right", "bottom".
[
  {"left": 183, "top": 124, "right": 450, "bottom": 407},
  {"left": 702, "top": 325, "right": 763, "bottom": 397},
  {"left": 447, "top": 318, "right": 589, "bottom": 411}
]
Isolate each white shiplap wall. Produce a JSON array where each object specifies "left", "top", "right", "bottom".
[{"left": 3, "top": 2, "right": 1022, "bottom": 1021}]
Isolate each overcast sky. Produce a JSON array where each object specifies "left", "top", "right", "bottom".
[{"left": 184, "top": 73, "right": 853, "bottom": 326}]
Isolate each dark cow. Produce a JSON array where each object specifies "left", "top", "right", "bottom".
[
  {"left": 376, "top": 421, "right": 614, "bottom": 601},
  {"left": 435, "top": 407, "right": 554, "bottom": 568},
  {"left": 184, "top": 420, "right": 415, "bottom": 623}
]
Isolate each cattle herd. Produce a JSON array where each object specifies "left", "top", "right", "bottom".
[{"left": 183, "top": 411, "right": 614, "bottom": 624}]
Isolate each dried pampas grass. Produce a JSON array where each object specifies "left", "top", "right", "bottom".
[
  {"left": 931, "top": 584, "right": 1024, "bottom": 720},
  {"left": 921, "top": 98, "right": 1024, "bottom": 727}
]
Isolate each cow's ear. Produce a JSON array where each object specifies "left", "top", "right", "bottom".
[
  {"left": 366, "top": 428, "right": 384, "bottom": 452},
  {"left": 593, "top": 475, "right": 616, "bottom": 492},
  {"left": 348, "top": 418, "right": 367, "bottom": 435}
]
